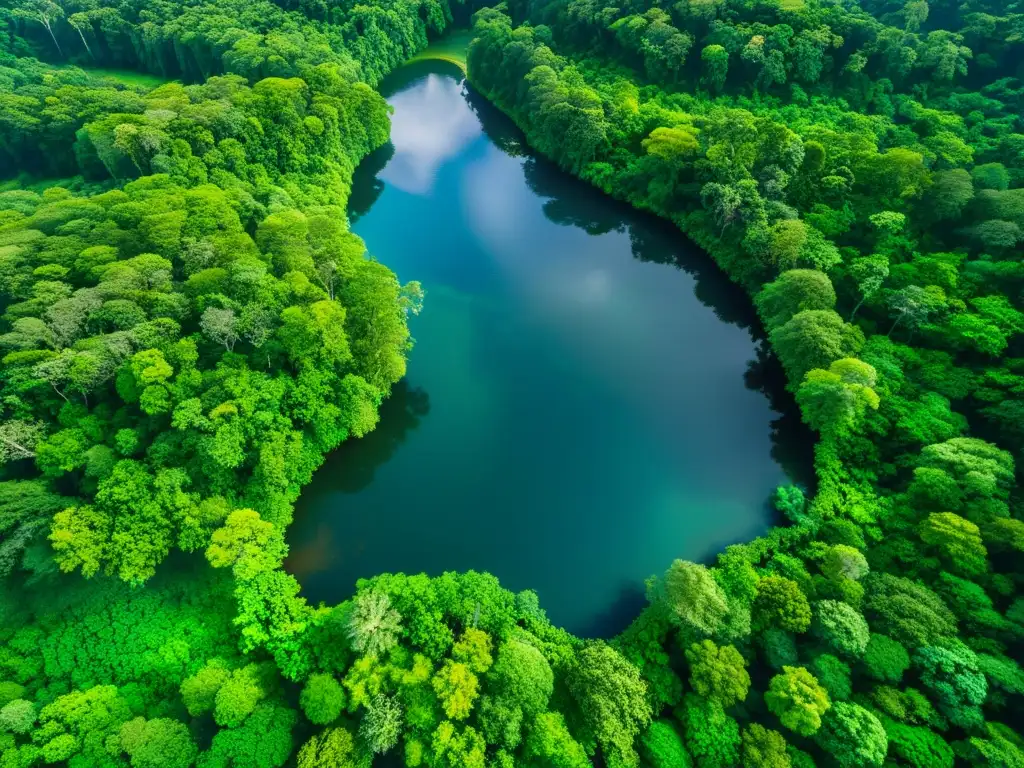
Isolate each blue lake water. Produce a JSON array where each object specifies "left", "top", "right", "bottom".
[{"left": 286, "top": 60, "right": 810, "bottom": 636}]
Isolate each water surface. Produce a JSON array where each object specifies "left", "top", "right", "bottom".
[{"left": 286, "top": 60, "right": 809, "bottom": 636}]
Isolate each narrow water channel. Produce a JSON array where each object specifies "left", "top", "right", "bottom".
[{"left": 285, "top": 59, "right": 810, "bottom": 636}]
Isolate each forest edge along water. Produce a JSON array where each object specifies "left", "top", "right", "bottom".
[{"left": 285, "top": 51, "right": 812, "bottom": 638}]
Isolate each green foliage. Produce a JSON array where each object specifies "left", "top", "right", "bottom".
[
  {"left": 797, "top": 359, "right": 879, "bottom": 435},
  {"left": 684, "top": 640, "right": 750, "bottom": 707},
  {"left": 812, "top": 600, "right": 870, "bottom": 658},
  {"left": 820, "top": 546, "right": 868, "bottom": 582},
  {"left": 862, "top": 574, "right": 957, "bottom": 649},
  {"left": 6, "top": 0, "right": 1024, "bottom": 763},
  {"left": 300, "top": 674, "right": 345, "bottom": 726},
  {"left": 295, "top": 726, "right": 367, "bottom": 768},
  {"left": 919, "top": 512, "right": 988, "bottom": 577},
  {"left": 119, "top": 717, "right": 198, "bottom": 768},
  {"left": 360, "top": 694, "right": 403, "bottom": 754},
  {"left": 914, "top": 640, "right": 988, "bottom": 729},
  {"left": 753, "top": 577, "right": 811, "bottom": 634},
  {"left": 487, "top": 639, "right": 554, "bottom": 717},
  {"left": 815, "top": 702, "right": 888, "bottom": 768},
  {"left": 0, "top": 700, "right": 36, "bottom": 735},
  {"left": 741, "top": 724, "right": 790, "bottom": 768},
  {"left": 432, "top": 661, "right": 479, "bottom": 721},
  {"left": 566, "top": 642, "right": 651, "bottom": 768},
  {"left": 882, "top": 718, "right": 954, "bottom": 768},
  {"left": 522, "top": 712, "right": 590, "bottom": 768},
  {"left": 863, "top": 634, "right": 911, "bottom": 683},
  {"left": 756, "top": 270, "right": 836, "bottom": 329},
  {"left": 761, "top": 629, "right": 798, "bottom": 670},
  {"left": 765, "top": 667, "right": 831, "bottom": 737},
  {"left": 201, "top": 702, "right": 296, "bottom": 768},
  {"left": 809, "top": 654, "right": 851, "bottom": 701},
  {"left": 677, "top": 693, "right": 741, "bottom": 768},
  {"left": 452, "top": 629, "right": 493, "bottom": 674},
  {"left": 639, "top": 720, "right": 691, "bottom": 768},
  {"left": 648, "top": 560, "right": 728, "bottom": 636},
  {"left": 347, "top": 591, "right": 403, "bottom": 658}
]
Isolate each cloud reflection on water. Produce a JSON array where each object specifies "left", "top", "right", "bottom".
[{"left": 381, "top": 74, "right": 482, "bottom": 195}]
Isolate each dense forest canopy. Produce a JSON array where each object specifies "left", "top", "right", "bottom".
[{"left": 2, "top": 0, "right": 1024, "bottom": 764}]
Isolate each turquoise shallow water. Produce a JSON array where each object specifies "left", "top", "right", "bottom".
[{"left": 286, "top": 60, "right": 811, "bottom": 636}]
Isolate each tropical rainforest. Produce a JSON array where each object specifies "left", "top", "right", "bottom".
[{"left": 1, "top": 0, "right": 1023, "bottom": 763}]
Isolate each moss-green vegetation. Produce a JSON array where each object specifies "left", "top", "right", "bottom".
[
  {"left": 66, "top": 66, "right": 169, "bottom": 89},
  {"left": 408, "top": 29, "right": 474, "bottom": 72},
  {"left": 2, "top": 0, "right": 1024, "bottom": 765}
]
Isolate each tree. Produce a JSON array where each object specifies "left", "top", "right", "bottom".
[
  {"left": 766, "top": 220, "right": 809, "bottom": 268},
  {"left": 67, "top": 12, "right": 95, "bottom": 59},
  {"left": 346, "top": 591, "right": 402, "bottom": 657},
  {"left": 200, "top": 307, "right": 239, "bottom": 351},
  {"left": 701, "top": 45, "right": 729, "bottom": 92},
  {"left": 919, "top": 512, "right": 988, "bottom": 577},
  {"left": 431, "top": 721, "right": 487, "bottom": 768},
  {"left": 886, "top": 286, "right": 943, "bottom": 338},
  {"left": 741, "top": 724, "right": 790, "bottom": 768},
  {"left": 296, "top": 726, "right": 365, "bottom": 768},
  {"left": 214, "top": 665, "right": 268, "bottom": 727},
  {"left": 908, "top": 467, "right": 964, "bottom": 512},
  {"left": 927, "top": 169, "right": 974, "bottom": 219},
  {"left": 810, "top": 654, "right": 851, "bottom": 701},
  {"left": 821, "top": 545, "right": 868, "bottom": 582},
  {"left": 14, "top": 0, "right": 64, "bottom": 55},
  {"left": 0, "top": 420, "right": 45, "bottom": 464},
  {"left": 432, "top": 661, "right": 479, "bottom": 720},
  {"left": 914, "top": 640, "right": 987, "bottom": 729},
  {"left": 640, "top": 720, "right": 691, "bottom": 768},
  {"left": 300, "top": 674, "right": 345, "bottom": 725},
  {"left": 975, "top": 219, "right": 1022, "bottom": 252},
  {"left": 917, "top": 438, "right": 1014, "bottom": 501},
  {"left": 774, "top": 486, "right": 808, "bottom": 524},
  {"left": 701, "top": 183, "right": 743, "bottom": 235},
  {"left": 972, "top": 163, "right": 1010, "bottom": 191},
  {"left": 180, "top": 661, "right": 231, "bottom": 716},
  {"left": 813, "top": 600, "right": 870, "bottom": 658},
  {"left": 279, "top": 301, "right": 352, "bottom": 370},
  {"left": 765, "top": 667, "right": 831, "bottom": 736},
  {"left": 862, "top": 574, "right": 957, "bottom": 648},
  {"left": 647, "top": 560, "right": 728, "bottom": 636},
  {"left": 884, "top": 721, "right": 953, "bottom": 768},
  {"left": 206, "top": 509, "right": 286, "bottom": 580},
  {"left": 119, "top": 717, "right": 198, "bottom": 768},
  {"left": 796, "top": 358, "right": 879, "bottom": 435},
  {"left": 770, "top": 310, "right": 862, "bottom": 384},
  {"left": 34, "top": 686, "right": 131, "bottom": 766},
  {"left": 566, "top": 642, "right": 651, "bottom": 768},
  {"left": 0, "top": 699, "right": 36, "bottom": 735},
  {"left": 677, "top": 693, "right": 741, "bottom": 768},
  {"left": 487, "top": 639, "right": 553, "bottom": 717},
  {"left": 753, "top": 577, "right": 811, "bottom": 633},
  {"left": 202, "top": 702, "right": 296, "bottom": 768},
  {"left": 863, "top": 634, "right": 911, "bottom": 683},
  {"left": 685, "top": 640, "right": 750, "bottom": 707},
  {"left": 815, "top": 702, "right": 887, "bottom": 768},
  {"left": 755, "top": 270, "right": 836, "bottom": 329},
  {"left": 847, "top": 255, "right": 889, "bottom": 320},
  {"left": 523, "top": 712, "right": 590, "bottom": 768},
  {"left": 452, "top": 628, "right": 493, "bottom": 674},
  {"left": 919, "top": 30, "right": 972, "bottom": 81},
  {"left": 360, "top": 693, "right": 403, "bottom": 753}
]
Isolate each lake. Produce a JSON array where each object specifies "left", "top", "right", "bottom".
[{"left": 285, "top": 59, "right": 810, "bottom": 637}]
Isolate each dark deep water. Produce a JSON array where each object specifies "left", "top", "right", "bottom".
[{"left": 286, "top": 60, "right": 812, "bottom": 637}]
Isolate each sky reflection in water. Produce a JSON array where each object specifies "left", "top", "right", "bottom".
[{"left": 286, "top": 63, "right": 808, "bottom": 637}]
